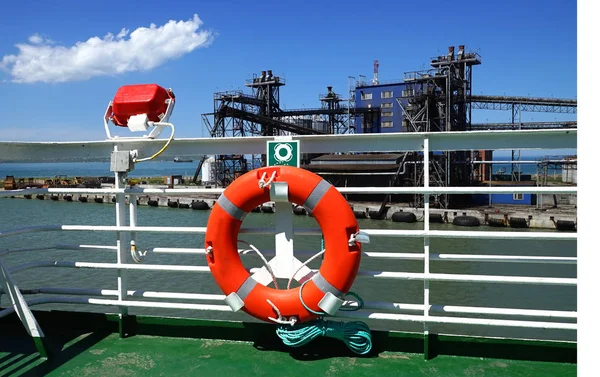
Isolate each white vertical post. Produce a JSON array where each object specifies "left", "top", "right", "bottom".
[
  {"left": 423, "top": 137, "right": 431, "bottom": 359},
  {"left": 271, "top": 182, "right": 295, "bottom": 279},
  {"left": 518, "top": 109, "right": 522, "bottom": 181},
  {"left": 114, "top": 146, "right": 129, "bottom": 337},
  {"left": 274, "top": 202, "right": 294, "bottom": 278},
  {"left": 129, "top": 195, "right": 138, "bottom": 259},
  {"left": 489, "top": 163, "right": 492, "bottom": 207},
  {"left": 249, "top": 182, "right": 313, "bottom": 285}
]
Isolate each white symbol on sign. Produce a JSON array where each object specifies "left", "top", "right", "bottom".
[{"left": 273, "top": 143, "right": 293, "bottom": 163}]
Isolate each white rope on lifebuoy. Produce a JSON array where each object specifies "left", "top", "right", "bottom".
[
  {"left": 237, "top": 240, "right": 279, "bottom": 289},
  {"left": 258, "top": 171, "right": 277, "bottom": 189},
  {"left": 266, "top": 299, "right": 298, "bottom": 326}
]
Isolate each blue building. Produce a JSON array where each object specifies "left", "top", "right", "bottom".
[
  {"left": 471, "top": 192, "right": 537, "bottom": 206},
  {"left": 355, "top": 82, "right": 408, "bottom": 133},
  {"left": 471, "top": 179, "right": 538, "bottom": 206}
]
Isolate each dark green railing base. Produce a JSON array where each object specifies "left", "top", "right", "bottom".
[
  {"left": 0, "top": 309, "right": 576, "bottom": 363},
  {"left": 118, "top": 314, "right": 136, "bottom": 339},
  {"left": 32, "top": 336, "right": 52, "bottom": 360}
]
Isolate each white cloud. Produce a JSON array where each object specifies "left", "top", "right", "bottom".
[
  {"left": 0, "top": 14, "right": 214, "bottom": 84},
  {"left": 28, "top": 34, "right": 43, "bottom": 44},
  {"left": 27, "top": 33, "right": 54, "bottom": 45}
]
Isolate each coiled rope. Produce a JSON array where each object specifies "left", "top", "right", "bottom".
[
  {"left": 275, "top": 280, "right": 372, "bottom": 355},
  {"left": 276, "top": 318, "right": 372, "bottom": 355}
]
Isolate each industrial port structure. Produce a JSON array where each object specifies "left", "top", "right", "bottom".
[{"left": 198, "top": 46, "right": 577, "bottom": 209}]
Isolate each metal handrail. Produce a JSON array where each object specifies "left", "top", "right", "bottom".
[
  {"left": 5, "top": 260, "right": 576, "bottom": 286},
  {"left": 0, "top": 129, "right": 578, "bottom": 347},
  {"left": 0, "top": 209, "right": 578, "bottom": 331},
  {"left": 0, "top": 129, "right": 577, "bottom": 163},
  {"left": 5, "top": 287, "right": 577, "bottom": 318},
  {"left": 0, "top": 224, "right": 578, "bottom": 240},
  {"left": 0, "top": 186, "right": 577, "bottom": 198},
  {"left": 0, "top": 244, "right": 578, "bottom": 264}
]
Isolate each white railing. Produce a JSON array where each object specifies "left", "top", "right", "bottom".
[
  {"left": 0, "top": 129, "right": 577, "bottom": 348},
  {"left": 0, "top": 129, "right": 576, "bottom": 162}
]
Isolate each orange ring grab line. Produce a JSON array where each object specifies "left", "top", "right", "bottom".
[{"left": 205, "top": 166, "right": 362, "bottom": 324}]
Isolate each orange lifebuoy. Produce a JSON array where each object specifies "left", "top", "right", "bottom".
[{"left": 205, "top": 166, "right": 362, "bottom": 324}]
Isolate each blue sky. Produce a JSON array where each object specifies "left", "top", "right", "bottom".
[{"left": 0, "top": 0, "right": 577, "bottom": 145}]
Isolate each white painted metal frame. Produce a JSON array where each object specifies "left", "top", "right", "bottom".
[
  {"left": 0, "top": 261, "right": 45, "bottom": 337},
  {"left": 250, "top": 182, "right": 314, "bottom": 286},
  {"left": 114, "top": 147, "right": 129, "bottom": 324},
  {"left": 423, "top": 137, "right": 431, "bottom": 341},
  {"left": 0, "top": 129, "right": 577, "bottom": 341},
  {"left": 0, "top": 225, "right": 578, "bottom": 240},
  {"left": 0, "top": 185, "right": 578, "bottom": 199},
  {"left": 0, "top": 129, "right": 576, "bottom": 162}
]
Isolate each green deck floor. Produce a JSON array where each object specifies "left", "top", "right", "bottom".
[{"left": 0, "top": 333, "right": 576, "bottom": 377}]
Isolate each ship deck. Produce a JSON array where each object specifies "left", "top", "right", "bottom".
[
  {"left": 0, "top": 311, "right": 576, "bottom": 377},
  {"left": 1, "top": 333, "right": 576, "bottom": 377}
]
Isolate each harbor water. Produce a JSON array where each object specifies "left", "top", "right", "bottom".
[
  {"left": 0, "top": 161, "right": 201, "bottom": 179},
  {"left": 0, "top": 159, "right": 559, "bottom": 179},
  {"left": 0, "top": 198, "right": 576, "bottom": 341}
]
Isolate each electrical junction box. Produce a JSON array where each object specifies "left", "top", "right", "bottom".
[{"left": 110, "top": 151, "right": 135, "bottom": 173}]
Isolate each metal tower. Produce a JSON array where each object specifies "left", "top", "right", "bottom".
[
  {"left": 347, "top": 76, "right": 357, "bottom": 134},
  {"left": 397, "top": 45, "right": 482, "bottom": 208},
  {"left": 319, "top": 86, "right": 350, "bottom": 134},
  {"left": 372, "top": 60, "right": 379, "bottom": 85}
]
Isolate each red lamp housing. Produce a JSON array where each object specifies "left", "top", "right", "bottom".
[{"left": 110, "top": 84, "right": 174, "bottom": 127}]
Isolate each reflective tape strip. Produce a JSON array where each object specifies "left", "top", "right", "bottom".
[
  {"left": 269, "top": 181, "right": 289, "bottom": 202},
  {"left": 224, "top": 292, "right": 244, "bottom": 312},
  {"left": 303, "top": 180, "right": 331, "bottom": 212},
  {"left": 318, "top": 292, "right": 345, "bottom": 316},
  {"left": 224, "top": 276, "right": 259, "bottom": 311},
  {"left": 311, "top": 272, "right": 342, "bottom": 298},
  {"left": 236, "top": 276, "right": 259, "bottom": 301},
  {"left": 217, "top": 194, "right": 247, "bottom": 221}
]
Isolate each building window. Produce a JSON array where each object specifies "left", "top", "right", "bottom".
[
  {"left": 382, "top": 121, "right": 393, "bottom": 128},
  {"left": 381, "top": 91, "right": 393, "bottom": 98},
  {"left": 513, "top": 193, "right": 524, "bottom": 201},
  {"left": 382, "top": 111, "right": 393, "bottom": 117},
  {"left": 402, "top": 89, "right": 415, "bottom": 97},
  {"left": 381, "top": 102, "right": 393, "bottom": 108},
  {"left": 361, "top": 92, "right": 372, "bottom": 100}
]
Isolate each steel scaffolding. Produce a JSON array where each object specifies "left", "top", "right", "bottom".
[
  {"left": 395, "top": 45, "right": 482, "bottom": 208},
  {"left": 200, "top": 70, "right": 329, "bottom": 185},
  {"left": 200, "top": 70, "right": 377, "bottom": 185},
  {"left": 535, "top": 155, "right": 577, "bottom": 209},
  {"left": 197, "top": 49, "right": 577, "bottom": 199},
  {"left": 469, "top": 95, "right": 577, "bottom": 181}
]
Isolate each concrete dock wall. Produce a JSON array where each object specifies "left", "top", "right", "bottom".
[{"left": 7, "top": 192, "right": 577, "bottom": 231}]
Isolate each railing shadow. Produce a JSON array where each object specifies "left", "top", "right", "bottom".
[
  {"left": 0, "top": 310, "right": 112, "bottom": 377},
  {"left": 0, "top": 353, "right": 38, "bottom": 377},
  {"left": 0, "top": 331, "right": 110, "bottom": 377}
]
